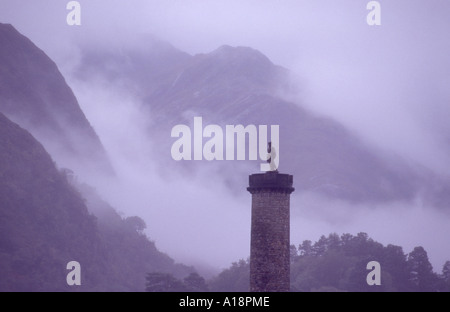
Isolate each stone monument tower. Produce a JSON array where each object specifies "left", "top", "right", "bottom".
[{"left": 247, "top": 170, "right": 295, "bottom": 292}]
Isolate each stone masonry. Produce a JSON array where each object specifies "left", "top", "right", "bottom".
[{"left": 247, "top": 171, "right": 294, "bottom": 292}]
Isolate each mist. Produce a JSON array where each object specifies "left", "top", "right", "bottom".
[
  {"left": 1, "top": 0, "right": 450, "bottom": 273},
  {"left": 3, "top": 1, "right": 449, "bottom": 173},
  {"left": 291, "top": 192, "right": 450, "bottom": 271},
  {"left": 70, "top": 75, "right": 252, "bottom": 270}
]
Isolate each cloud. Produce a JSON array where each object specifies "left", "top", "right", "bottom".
[
  {"left": 3, "top": 1, "right": 449, "bottom": 174},
  {"left": 68, "top": 73, "right": 252, "bottom": 270},
  {"left": 284, "top": 1, "right": 450, "bottom": 175}
]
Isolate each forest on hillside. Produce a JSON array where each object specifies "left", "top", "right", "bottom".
[
  {"left": 147, "top": 233, "right": 450, "bottom": 292},
  {"left": 0, "top": 112, "right": 194, "bottom": 291}
]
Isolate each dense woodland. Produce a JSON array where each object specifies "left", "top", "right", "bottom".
[{"left": 147, "top": 233, "right": 450, "bottom": 292}]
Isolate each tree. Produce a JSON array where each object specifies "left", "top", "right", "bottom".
[
  {"left": 382, "top": 244, "right": 409, "bottom": 292},
  {"left": 184, "top": 273, "right": 209, "bottom": 292},
  {"left": 290, "top": 245, "right": 298, "bottom": 263},
  {"left": 442, "top": 261, "right": 450, "bottom": 292},
  {"left": 125, "top": 216, "right": 147, "bottom": 234},
  {"left": 298, "top": 240, "right": 313, "bottom": 257},
  {"left": 407, "top": 247, "right": 438, "bottom": 292},
  {"left": 327, "top": 233, "right": 341, "bottom": 251},
  {"left": 209, "top": 259, "right": 250, "bottom": 292},
  {"left": 443, "top": 261, "right": 450, "bottom": 281},
  {"left": 312, "top": 236, "right": 328, "bottom": 256},
  {"left": 146, "top": 273, "right": 187, "bottom": 292}
]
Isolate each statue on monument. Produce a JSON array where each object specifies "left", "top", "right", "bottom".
[{"left": 267, "top": 142, "right": 278, "bottom": 172}]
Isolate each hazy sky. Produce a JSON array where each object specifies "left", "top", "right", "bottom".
[{"left": 1, "top": 1, "right": 450, "bottom": 272}]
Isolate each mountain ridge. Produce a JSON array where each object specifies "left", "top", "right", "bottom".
[
  {"left": 0, "top": 22, "right": 113, "bottom": 176},
  {"left": 72, "top": 37, "right": 450, "bottom": 207}
]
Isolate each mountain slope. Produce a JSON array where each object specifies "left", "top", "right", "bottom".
[
  {"left": 74, "top": 42, "right": 450, "bottom": 206},
  {"left": 0, "top": 23, "right": 112, "bottom": 175},
  {"left": 0, "top": 112, "right": 104, "bottom": 291},
  {"left": 0, "top": 112, "right": 193, "bottom": 291}
]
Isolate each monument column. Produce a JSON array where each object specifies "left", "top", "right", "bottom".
[{"left": 247, "top": 171, "right": 295, "bottom": 292}]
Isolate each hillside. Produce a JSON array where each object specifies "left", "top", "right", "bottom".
[
  {"left": 0, "top": 112, "right": 193, "bottom": 291},
  {"left": 0, "top": 112, "right": 103, "bottom": 291},
  {"left": 0, "top": 23, "right": 112, "bottom": 175}
]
